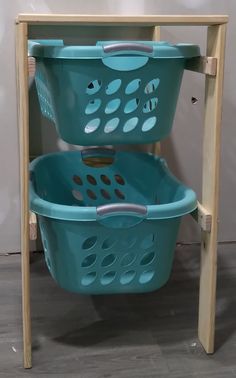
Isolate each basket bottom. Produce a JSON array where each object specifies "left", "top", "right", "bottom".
[
  {"left": 39, "top": 216, "right": 181, "bottom": 295},
  {"left": 48, "top": 265, "right": 172, "bottom": 295}
]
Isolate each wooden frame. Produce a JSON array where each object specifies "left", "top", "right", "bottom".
[{"left": 15, "top": 14, "right": 228, "bottom": 368}]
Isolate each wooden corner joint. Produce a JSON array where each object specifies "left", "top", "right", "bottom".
[
  {"left": 185, "top": 56, "right": 217, "bottom": 76},
  {"left": 29, "top": 211, "right": 37, "bottom": 240},
  {"left": 191, "top": 201, "right": 212, "bottom": 232}
]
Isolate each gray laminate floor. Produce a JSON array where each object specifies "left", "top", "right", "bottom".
[{"left": 1, "top": 243, "right": 236, "bottom": 377}]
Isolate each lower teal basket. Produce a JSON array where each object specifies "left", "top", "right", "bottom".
[{"left": 30, "top": 149, "right": 197, "bottom": 294}]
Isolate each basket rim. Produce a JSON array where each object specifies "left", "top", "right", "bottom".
[
  {"left": 29, "top": 151, "right": 197, "bottom": 221},
  {"left": 28, "top": 39, "right": 200, "bottom": 59}
]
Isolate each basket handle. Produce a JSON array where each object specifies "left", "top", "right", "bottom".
[
  {"left": 81, "top": 147, "right": 116, "bottom": 167},
  {"left": 97, "top": 203, "right": 147, "bottom": 217},
  {"left": 81, "top": 147, "right": 115, "bottom": 159},
  {"left": 102, "top": 42, "right": 154, "bottom": 56},
  {"left": 97, "top": 203, "right": 147, "bottom": 229}
]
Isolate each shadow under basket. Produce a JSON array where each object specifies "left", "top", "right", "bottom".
[{"left": 30, "top": 149, "right": 197, "bottom": 294}]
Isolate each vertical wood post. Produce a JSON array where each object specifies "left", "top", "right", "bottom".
[
  {"left": 16, "top": 22, "right": 32, "bottom": 368},
  {"left": 198, "top": 24, "right": 226, "bottom": 353}
]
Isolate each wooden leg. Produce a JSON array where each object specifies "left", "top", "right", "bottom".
[
  {"left": 198, "top": 24, "right": 226, "bottom": 354},
  {"left": 16, "top": 22, "right": 32, "bottom": 368}
]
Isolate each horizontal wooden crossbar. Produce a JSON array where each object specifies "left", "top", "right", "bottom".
[
  {"left": 186, "top": 57, "right": 217, "bottom": 76},
  {"left": 191, "top": 201, "right": 212, "bottom": 232},
  {"left": 27, "top": 57, "right": 36, "bottom": 78},
  {"left": 16, "top": 14, "right": 228, "bottom": 26},
  {"left": 29, "top": 212, "right": 37, "bottom": 241}
]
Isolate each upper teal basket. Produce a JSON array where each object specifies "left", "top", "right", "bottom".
[{"left": 28, "top": 40, "right": 200, "bottom": 145}]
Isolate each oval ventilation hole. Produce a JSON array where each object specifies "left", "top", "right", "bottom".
[
  {"left": 102, "top": 238, "right": 116, "bottom": 250},
  {"left": 140, "top": 251, "right": 155, "bottom": 266},
  {"left": 123, "top": 117, "right": 138, "bottom": 133},
  {"left": 101, "top": 271, "right": 116, "bottom": 286},
  {"left": 125, "top": 79, "right": 141, "bottom": 95},
  {"left": 86, "top": 79, "right": 102, "bottom": 95},
  {"left": 101, "top": 189, "right": 111, "bottom": 200},
  {"left": 143, "top": 97, "right": 158, "bottom": 113},
  {"left": 120, "top": 236, "right": 136, "bottom": 250},
  {"left": 124, "top": 98, "right": 139, "bottom": 114},
  {"left": 114, "top": 189, "right": 125, "bottom": 200},
  {"left": 87, "top": 175, "right": 97, "bottom": 185},
  {"left": 114, "top": 174, "right": 125, "bottom": 185},
  {"left": 87, "top": 189, "right": 97, "bottom": 200},
  {"left": 81, "top": 272, "right": 97, "bottom": 286},
  {"left": 141, "top": 234, "right": 155, "bottom": 249},
  {"left": 101, "top": 254, "right": 116, "bottom": 267},
  {"left": 144, "top": 78, "right": 160, "bottom": 94},
  {"left": 101, "top": 174, "right": 111, "bottom": 185},
  {"left": 106, "top": 79, "right": 122, "bottom": 95},
  {"left": 73, "top": 175, "right": 83, "bottom": 185},
  {"left": 141, "top": 116, "right": 157, "bottom": 132},
  {"left": 120, "top": 270, "right": 136, "bottom": 285},
  {"left": 104, "top": 118, "right": 119, "bottom": 134},
  {"left": 139, "top": 270, "right": 155, "bottom": 284},
  {"left": 81, "top": 254, "right": 97, "bottom": 268},
  {"left": 105, "top": 99, "right": 121, "bottom": 114},
  {"left": 84, "top": 118, "right": 101, "bottom": 134},
  {"left": 82, "top": 236, "right": 97, "bottom": 250},
  {"left": 72, "top": 190, "right": 83, "bottom": 202},
  {"left": 85, "top": 99, "right": 101, "bottom": 115},
  {"left": 121, "top": 253, "right": 136, "bottom": 267}
]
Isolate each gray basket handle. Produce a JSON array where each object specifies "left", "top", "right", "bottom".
[
  {"left": 97, "top": 203, "right": 147, "bottom": 217},
  {"left": 103, "top": 43, "right": 153, "bottom": 55},
  {"left": 81, "top": 147, "right": 115, "bottom": 159}
]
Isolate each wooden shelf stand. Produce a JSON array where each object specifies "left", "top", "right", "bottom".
[{"left": 15, "top": 14, "right": 228, "bottom": 368}]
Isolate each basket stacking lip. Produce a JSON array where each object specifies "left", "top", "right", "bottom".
[
  {"left": 28, "top": 39, "right": 200, "bottom": 59},
  {"left": 29, "top": 151, "right": 197, "bottom": 222}
]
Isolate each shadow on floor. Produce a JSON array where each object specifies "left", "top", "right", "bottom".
[{"left": 29, "top": 243, "right": 236, "bottom": 352}]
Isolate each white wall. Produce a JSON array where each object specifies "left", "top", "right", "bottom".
[{"left": 0, "top": 0, "right": 235, "bottom": 253}]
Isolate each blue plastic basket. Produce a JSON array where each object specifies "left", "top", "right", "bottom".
[
  {"left": 30, "top": 149, "right": 197, "bottom": 294},
  {"left": 29, "top": 40, "right": 200, "bottom": 145}
]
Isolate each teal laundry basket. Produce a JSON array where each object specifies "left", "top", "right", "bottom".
[
  {"left": 29, "top": 40, "right": 200, "bottom": 145},
  {"left": 29, "top": 149, "right": 197, "bottom": 294}
]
